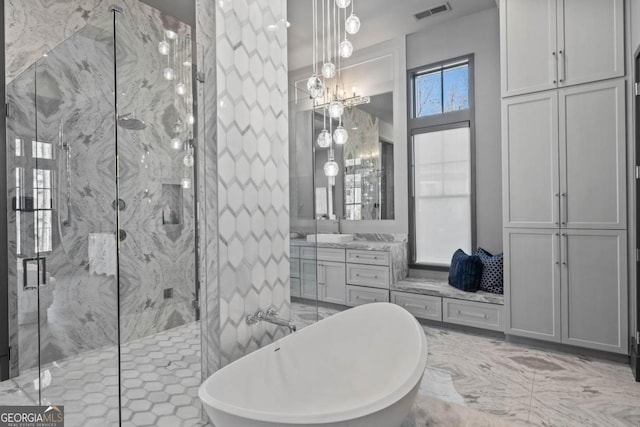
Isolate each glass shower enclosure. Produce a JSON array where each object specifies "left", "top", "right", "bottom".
[{"left": 2, "top": 4, "right": 200, "bottom": 426}]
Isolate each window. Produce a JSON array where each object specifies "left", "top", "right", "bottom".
[{"left": 408, "top": 56, "right": 475, "bottom": 268}]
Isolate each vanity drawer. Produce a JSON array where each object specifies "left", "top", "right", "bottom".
[
  {"left": 391, "top": 292, "right": 442, "bottom": 322},
  {"left": 346, "top": 249, "right": 389, "bottom": 266},
  {"left": 300, "top": 246, "right": 317, "bottom": 260},
  {"left": 346, "top": 285, "right": 389, "bottom": 306},
  {"left": 290, "top": 245, "right": 300, "bottom": 259},
  {"left": 443, "top": 298, "right": 504, "bottom": 332},
  {"left": 346, "top": 264, "right": 390, "bottom": 289},
  {"left": 317, "top": 248, "right": 346, "bottom": 262},
  {"left": 290, "top": 258, "right": 300, "bottom": 278},
  {"left": 290, "top": 278, "right": 301, "bottom": 298}
]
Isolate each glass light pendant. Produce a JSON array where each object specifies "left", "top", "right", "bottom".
[
  {"left": 183, "top": 152, "right": 194, "bottom": 167},
  {"left": 187, "top": 114, "right": 195, "bottom": 125},
  {"left": 176, "top": 82, "right": 187, "bottom": 96},
  {"left": 333, "top": 125, "right": 348, "bottom": 145},
  {"left": 171, "top": 137, "right": 182, "bottom": 150},
  {"left": 317, "top": 129, "right": 332, "bottom": 148},
  {"left": 324, "top": 160, "right": 339, "bottom": 177},
  {"left": 328, "top": 100, "right": 344, "bottom": 119},
  {"left": 336, "top": 0, "right": 351, "bottom": 8},
  {"left": 158, "top": 40, "right": 170, "bottom": 55},
  {"left": 165, "top": 30, "right": 178, "bottom": 40},
  {"left": 163, "top": 68, "right": 175, "bottom": 81},
  {"left": 339, "top": 39, "right": 353, "bottom": 58},
  {"left": 181, "top": 177, "right": 192, "bottom": 189},
  {"left": 345, "top": 13, "right": 361, "bottom": 35},
  {"left": 322, "top": 62, "right": 336, "bottom": 79},
  {"left": 307, "top": 75, "right": 325, "bottom": 99}
]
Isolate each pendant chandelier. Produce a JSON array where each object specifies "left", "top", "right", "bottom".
[{"left": 307, "top": 0, "right": 361, "bottom": 178}]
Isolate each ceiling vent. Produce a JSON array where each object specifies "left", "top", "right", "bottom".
[{"left": 414, "top": 2, "right": 452, "bottom": 20}]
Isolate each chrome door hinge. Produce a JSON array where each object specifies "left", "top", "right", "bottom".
[
  {"left": 636, "top": 331, "right": 640, "bottom": 344},
  {"left": 5, "top": 103, "right": 10, "bottom": 117},
  {"left": 636, "top": 165, "right": 640, "bottom": 179},
  {"left": 635, "top": 82, "right": 640, "bottom": 96},
  {"left": 636, "top": 248, "right": 639, "bottom": 263}
]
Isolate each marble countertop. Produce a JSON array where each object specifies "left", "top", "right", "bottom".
[
  {"left": 391, "top": 278, "right": 504, "bottom": 305},
  {"left": 290, "top": 238, "right": 407, "bottom": 251}
]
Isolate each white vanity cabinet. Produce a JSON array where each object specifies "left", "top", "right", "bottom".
[
  {"left": 500, "top": 0, "right": 624, "bottom": 97},
  {"left": 345, "top": 249, "right": 391, "bottom": 306}
]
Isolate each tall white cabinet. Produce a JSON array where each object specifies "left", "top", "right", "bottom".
[
  {"left": 500, "top": 0, "right": 628, "bottom": 354},
  {"left": 500, "top": 0, "right": 624, "bottom": 97}
]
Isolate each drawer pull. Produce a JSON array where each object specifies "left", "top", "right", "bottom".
[
  {"left": 355, "top": 273, "right": 379, "bottom": 279},
  {"left": 402, "top": 302, "right": 430, "bottom": 311},
  {"left": 456, "top": 309, "right": 488, "bottom": 320},
  {"left": 355, "top": 295, "right": 378, "bottom": 303}
]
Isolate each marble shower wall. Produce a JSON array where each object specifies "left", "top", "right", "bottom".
[
  {"left": 4, "top": 0, "right": 197, "bottom": 375},
  {"left": 215, "top": 0, "right": 290, "bottom": 366}
]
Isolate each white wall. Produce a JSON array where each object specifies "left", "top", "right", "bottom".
[{"left": 407, "top": 7, "right": 502, "bottom": 252}]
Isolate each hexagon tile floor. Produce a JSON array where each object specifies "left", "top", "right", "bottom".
[{"left": 0, "top": 322, "right": 206, "bottom": 427}]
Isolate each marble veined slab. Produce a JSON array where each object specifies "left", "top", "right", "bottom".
[
  {"left": 392, "top": 278, "right": 504, "bottom": 305},
  {"left": 291, "top": 238, "right": 405, "bottom": 252}
]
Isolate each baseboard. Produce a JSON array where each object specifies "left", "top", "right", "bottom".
[{"left": 631, "top": 338, "right": 639, "bottom": 382}]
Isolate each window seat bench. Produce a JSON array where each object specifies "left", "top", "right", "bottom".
[{"left": 390, "top": 278, "right": 505, "bottom": 332}]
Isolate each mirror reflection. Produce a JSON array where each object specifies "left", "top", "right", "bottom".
[{"left": 314, "top": 92, "right": 395, "bottom": 221}]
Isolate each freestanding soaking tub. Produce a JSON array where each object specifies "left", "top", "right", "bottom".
[{"left": 199, "top": 302, "right": 428, "bottom": 427}]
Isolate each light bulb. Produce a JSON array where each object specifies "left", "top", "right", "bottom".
[
  {"left": 158, "top": 40, "right": 170, "bottom": 55},
  {"left": 322, "top": 62, "right": 336, "bottom": 79},
  {"left": 181, "top": 177, "right": 192, "bottom": 189},
  {"left": 336, "top": 0, "right": 351, "bottom": 8},
  {"left": 183, "top": 153, "right": 194, "bottom": 167},
  {"left": 187, "top": 114, "right": 195, "bottom": 125},
  {"left": 345, "top": 13, "right": 361, "bottom": 35},
  {"left": 333, "top": 126, "right": 348, "bottom": 145},
  {"left": 328, "top": 100, "right": 344, "bottom": 119},
  {"left": 165, "top": 30, "right": 177, "bottom": 40},
  {"left": 324, "top": 160, "right": 339, "bottom": 177},
  {"left": 176, "top": 82, "right": 187, "bottom": 95},
  {"left": 171, "top": 138, "right": 182, "bottom": 150},
  {"left": 339, "top": 39, "right": 353, "bottom": 58},
  {"left": 317, "top": 129, "right": 332, "bottom": 148},
  {"left": 163, "top": 68, "right": 175, "bottom": 81}
]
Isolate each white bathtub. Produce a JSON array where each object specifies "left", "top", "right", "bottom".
[{"left": 199, "top": 302, "right": 428, "bottom": 427}]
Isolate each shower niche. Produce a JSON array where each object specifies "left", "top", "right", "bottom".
[{"left": 161, "top": 183, "right": 183, "bottom": 225}]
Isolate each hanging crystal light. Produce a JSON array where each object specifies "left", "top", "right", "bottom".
[
  {"left": 163, "top": 68, "right": 175, "bottom": 80},
  {"left": 324, "top": 159, "right": 339, "bottom": 177},
  {"left": 181, "top": 177, "right": 192, "bottom": 189},
  {"left": 339, "top": 39, "right": 353, "bottom": 58},
  {"left": 165, "top": 30, "right": 177, "bottom": 40},
  {"left": 317, "top": 129, "right": 332, "bottom": 148},
  {"left": 307, "top": 75, "right": 325, "bottom": 99},
  {"left": 183, "top": 152, "right": 194, "bottom": 167},
  {"left": 328, "top": 100, "right": 344, "bottom": 118},
  {"left": 333, "top": 125, "right": 348, "bottom": 145},
  {"left": 336, "top": 0, "right": 351, "bottom": 8},
  {"left": 158, "top": 40, "right": 170, "bottom": 55},
  {"left": 171, "top": 137, "right": 182, "bottom": 150},
  {"left": 345, "top": 13, "right": 360, "bottom": 34},
  {"left": 322, "top": 62, "right": 336, "bottom": 79}
]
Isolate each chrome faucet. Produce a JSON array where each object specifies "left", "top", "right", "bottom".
[{"left": 246, "top": 308, "right": 297, "bottom": 333}]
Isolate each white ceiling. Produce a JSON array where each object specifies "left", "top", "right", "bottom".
[{"left": 287, "top": 0, "right": 496, "bottom": 71}]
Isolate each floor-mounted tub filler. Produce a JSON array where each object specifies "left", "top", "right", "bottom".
[{"left": 199, "top": 302, "right": 428, "bottom": 427}]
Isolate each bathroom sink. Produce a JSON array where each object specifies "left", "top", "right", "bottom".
[{"left": 306, "top": 234, "right": 354, "bottom": 243}]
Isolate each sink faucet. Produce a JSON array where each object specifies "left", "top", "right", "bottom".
[{"left": 246, "top": 308, "right": 297, "bottom": 333}]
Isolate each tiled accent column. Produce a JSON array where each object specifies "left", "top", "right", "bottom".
[{"left": 215, "top": 0, "right": 290, "bottom": 366}]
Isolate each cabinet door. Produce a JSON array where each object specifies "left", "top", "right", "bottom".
[
  {"left": 300, "top": 259, "right": 317, "bottom": 299},
  {"left": 504, "top": 229, "right": 561, "bottom": 342},
  {"left": 502, "top": 92, "right": 560, "bottom": 228},
  {"left": 318, "top": 261, "right": 346, "bottom": 305},
  {"left": 559, "top": 80, "right": 626, "bottom": 229},
  {"left": 557, "top": 0, "right": 624, "bottom": 88},
  {"left": 500, "top": 0, "right": 557, "bottom": 97},
  {"left": 561, "top": 230, "right": 627, "bottom": 353}
]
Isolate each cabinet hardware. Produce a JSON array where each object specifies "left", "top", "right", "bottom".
[
  {"left": 561, "top": 193, "right": 567, "bottom": 225},
  {"left": 456, "top": 310, "right": 488, "bottom": 320},
  {"left": 552, "top": 51, "right": 557, "bottom": 84},
  {"left": 558, "top": 50, "right": 565, "bottom": 82},
  {"left": 555, "top": 233, "right": 560, "bottom": 265}
]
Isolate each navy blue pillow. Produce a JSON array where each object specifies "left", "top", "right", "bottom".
[
  {"left": 475, "top": 247, "right": 504, "bottom": 294},
  {"left": 448, "top": 249, "right": 483, "bottom": 292}
]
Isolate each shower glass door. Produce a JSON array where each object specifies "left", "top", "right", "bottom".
[{"left": 4, "top": 11, "right": 121, "bottom": 424}]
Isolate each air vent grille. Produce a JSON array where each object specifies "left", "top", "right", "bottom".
[{"left": 415, "top": 2, "right": 451, "bottom": 20}]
